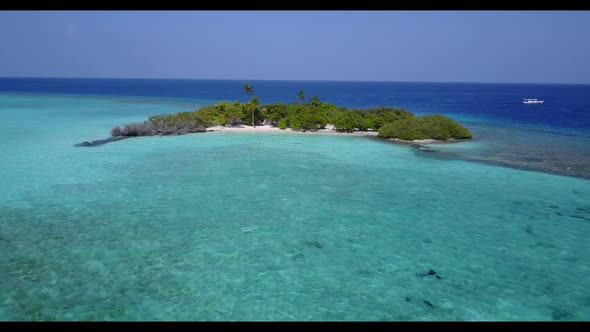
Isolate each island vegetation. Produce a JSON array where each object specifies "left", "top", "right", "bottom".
[
  {"left": 109, "top": 82, "right": 472, "bottom": 142},
  {"left": 378, "top": 115, "right": 473, "bottom": 140}
]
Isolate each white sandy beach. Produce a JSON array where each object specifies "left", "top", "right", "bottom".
[
  {"left": 205, "top": 125, "right": 454, "bottom": 144},
  {"left": 389, "top": 138, "right": 440, "bottom": 144},
  {"left": 208, "top": 124, "right": 380, "bottom": 136}
]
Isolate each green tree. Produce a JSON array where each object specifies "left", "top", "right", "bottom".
[
  {"left": 246, "top": 97, "right": 262, "bottom": 126},
  {"left": 290, "top": 116, "right": 302, "bottom": 130},
  {"left": 278, "top": 118, "right": 288, "bottom": 130},
  {"left": 243, "top": 82, "right": 256, "bottom": 127},
  {"left": 243, "top": 82, "right": 254, "bottom": 96},
  {"left": 224, "top": 101, "right": 245, "bottom": 126},
  {"left": 378, "top": 114, "right": 472, "bottom": 140},
  {"left": 263, "top": 102, "right": 288, "bottom": 126},
  {"left": 297, "top": 90, "right": 305, "bottom": 103},
  {"left": 333, "top": 112, "right": 364, "bottom": 132},
  {"left": 310, "top": 95, "right": 321, "bottom": 110}
]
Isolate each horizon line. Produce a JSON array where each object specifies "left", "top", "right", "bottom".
[{"left": 0, "top": 76, "right": 589, "bottom": 86}]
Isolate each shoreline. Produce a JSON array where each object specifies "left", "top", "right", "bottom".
[
  {"left": 77, "top": 125, "right": 462, "bottom": 148},
  {"left": 207, "top": 125, "right": 378, "bottom": 136},
  {"left": 207, "top": 125, "right": 455, "bottom": 144}
]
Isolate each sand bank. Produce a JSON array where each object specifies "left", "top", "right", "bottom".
[{"left": 208, "top": 125, "right": 379, "bottom": 137}]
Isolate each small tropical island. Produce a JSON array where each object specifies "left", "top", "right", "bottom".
[{"left": 105, "top": 83, "right": 472, "bottom": 145}]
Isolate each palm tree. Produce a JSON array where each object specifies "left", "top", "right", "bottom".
[
  {"left": 243, "top": 82, "right": 254, "bottom": 97},
  {"left": 243, "top": 82, "right": 255, "bottom": 127},
  {"left": 247, "top": 97, "right": 260, "bottom": 127},
  {"left": 297, "top": 90, "right": 305, "bottom": 103},
  {"left": 310, "top": 95, "right": 320, "bottom": 111}
]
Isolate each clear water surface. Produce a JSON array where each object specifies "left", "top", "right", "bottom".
[{"left": 0, "top": 79, "right": 589, "bottom": 320}]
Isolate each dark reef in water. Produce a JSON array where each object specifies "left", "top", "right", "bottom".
[
  {"left": 291, "top": 253, "right": 305, "bottom": 261},
  {"left": 74, "top": 136, "right": 129, "bottom": 147},
  {"left": 570, "top": 215, "right": 589, "bottom": 221},
  {"left": 355, "top": 269, "right": 373, "bottom": 279},
  {"left": 417, "top": 269, "right": 443, "bottom": 280},
  {"left": 423, "top": 300, "right": 435, "bottom": 308},
  {"left": 304, "top": 240, "right": 323, "bottom": 249},
  {"left": 417, "top": 145, "right": 437, "bottom": 153},
  {"left": 552, "top": 309, "right": 576, "bottom": 321},
  {"left": 404, "top": 296, "right": 435, "bottom": 309}
]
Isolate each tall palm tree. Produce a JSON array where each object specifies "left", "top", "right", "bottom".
[
  {"left": 310, "top": 95, "right": 320, "bottom": 111},
  {"left": 297, "top": 90, "right": 305, "bottom": 103},
  {"left": 243, "top": 82, "right": 254, "bottom": 97},
  {"left": 243, "top": 82, "right": 255, "bottom": 127},
  {"left": 247, "top": 97, "right": 260, "bottom": 127}
]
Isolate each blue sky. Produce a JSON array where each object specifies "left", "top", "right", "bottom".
[{"left": 1, "top": 11, "right": 589, "bottom": 83}]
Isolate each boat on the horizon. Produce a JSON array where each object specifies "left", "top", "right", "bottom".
[{"left": 522, "top": 98, "right": 544, "bottom": 104}]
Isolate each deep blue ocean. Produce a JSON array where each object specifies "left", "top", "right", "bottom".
[
  {"left": 1, "top": 78, "right": 589, "bottom": 321},
  {"left": 2, "top": 77, "right": 589, "bottom": 132}
]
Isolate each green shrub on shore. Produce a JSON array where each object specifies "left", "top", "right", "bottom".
[
  {"left": 369, "top": 107, "right": 414, "bottom": 126},
  {"left": 330, "top": 107, "right": 413, "bottom": 131},
  {"left": 378, "top": 114, "right": 472, "bottom": 140},
  {"left": 196, "top": 101, "right": 245, "bottom": 127},
  {"left": 111, "top": 111, "right": 208, "bottom": 137},
  {"left": 332, "top": 112, "right": 363, "bottom": 132},
  {"left": 278, "top": 118, "right": 288, "bottom": 130},
  {"left": 290, "top": 116, "right": 302, "bottom": 130}
]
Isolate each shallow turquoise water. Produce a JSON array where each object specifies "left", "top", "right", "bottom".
[{"left": 1, "top": 94, "right": 590, "bottom": 320}]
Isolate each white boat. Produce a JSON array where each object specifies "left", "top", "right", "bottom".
[{"left": 522, "top": 98, "right": 544, "bottom": 104}]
